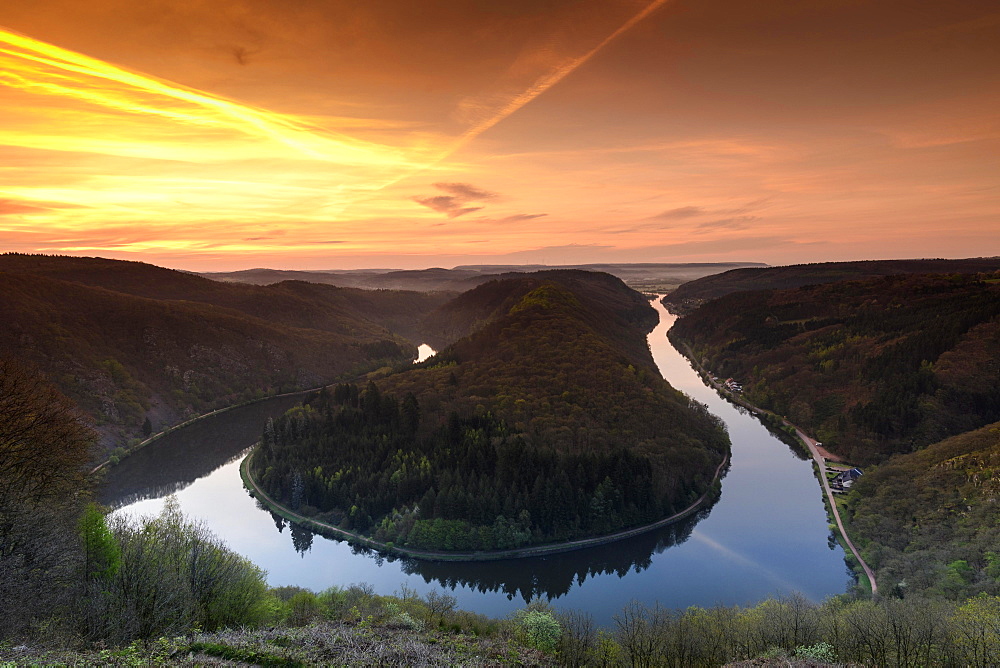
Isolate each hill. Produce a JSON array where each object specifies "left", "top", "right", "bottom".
[
  {"left": 0, "top": 253, "right": 451, "bottom": 342},
  {"left": 846, "top": 421, "right": 1000, "bottom": 599},
  {"left": 663, "top": 257, "right": 1000, "bottom": 314},
  {"left": 204, "top": 261, "right": 764, "bottom": 294},
  {"left": 415, "top": 269, "right": 657, "bottom": 353},
  {"left": 0, "top": 254, "right": 454, "bottom": 449},
  {"left": 249, "top": 272, "right": 729, "bottom": 552},
  {"left": 669, "top": 272, "right": 1000, "bottom": 464}
]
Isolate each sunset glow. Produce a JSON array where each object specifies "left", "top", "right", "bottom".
[{"left": 1, "top": 1, "right": 998, "bottom": 269}]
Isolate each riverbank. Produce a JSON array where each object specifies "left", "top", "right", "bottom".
[
  {"left": 669, "top": 336, "right": 877, "bottom": 596},
  {"left": 241, "top": 449, "right": 729, "bottom": 563}
]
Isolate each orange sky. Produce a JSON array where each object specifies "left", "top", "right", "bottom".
[{"left": 1, "top": 0, "right": 998, "bottom": 270}]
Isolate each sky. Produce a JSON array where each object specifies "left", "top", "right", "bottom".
[{"left": 1, "top": 0, "right": 998, "bottom": 271}]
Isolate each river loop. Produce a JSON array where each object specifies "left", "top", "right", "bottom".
[{"left": 103, "top": 298, "right": 848, "bottom": 626}]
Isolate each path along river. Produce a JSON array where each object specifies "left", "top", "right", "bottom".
[{"left": 102, "top": 298, "right": 849, "bottom": 627}]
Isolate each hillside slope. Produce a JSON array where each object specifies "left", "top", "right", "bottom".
[
  {"left": 664, "top": 257, "right": 1000, "bottom": 314},
  {"left": 669, "top": 272, "right": 1000, "bottom": 464},
  {"left": 0, "top": 271, "right": 402, "bottom": 449},
  {"left": 0, "top": 254, "right": 451, "bottom": 342},
  {"left": 846, "top": 421, "right": 1000, "bottom": 599},
  {"left": 0, "top": 256, "right": 449, "bottom": 449}
]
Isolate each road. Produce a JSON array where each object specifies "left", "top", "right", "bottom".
[
  {"left": 785, "top": 421, "right": 879, "bottom": 597},
  {"left": 684, "top": 349, "right": 879, "bottom": 597}
]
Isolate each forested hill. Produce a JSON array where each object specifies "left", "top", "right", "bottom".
[
  {"left": 0, "top": 253, "right": 451, "bottom": 342},
  {"left": 416, "top": 269, "right": 656, "bottom": 355},
  {"left": 663, "top": 257, "right": 1000, "bottom": 314},
  {"left": 847, "top": 421, "right": 1000, "bottom": 600},
  {"left": 251, "top": 273, "right": 729, "bottom": 552},
  {"left": 669, "top": 272, "right": 1000, "bottom": 464},
  {"left": 0, "top": 255, "right": 452, "bottom": 450}
]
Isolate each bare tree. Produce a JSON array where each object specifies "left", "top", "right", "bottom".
[{"left": 0, "top": 358, "right": 96, "bottom": 639}]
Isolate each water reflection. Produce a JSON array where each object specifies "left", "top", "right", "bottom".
[
  {"left": 398, "top": 505, "right": 714, "bottom": 603},
  {"left": 99, "top": 393, "right": 310, "bottom": 509}
]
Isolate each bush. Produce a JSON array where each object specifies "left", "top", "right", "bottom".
[
  {"left": 796, "top": 641, "right": 837, "bottom": 663},
  {"left": 515, "top": 609, "right": 561, "bottom": 652},
  {"left": 80, "top": 497, "right": 271, "bottom": 643}
]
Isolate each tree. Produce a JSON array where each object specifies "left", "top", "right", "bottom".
[
  {"left": 0, "top": 358, "right": 96, "bottom": 639},
  {"left": 79, "top": 503, "right": 120, "bottom": 582},
  {"left": 0, "top": 358, "right": 94, "bottom": 510}
]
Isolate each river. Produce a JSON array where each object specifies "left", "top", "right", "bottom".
[{"left": 102, "top": 298, "right": 849, "bottom": 626}]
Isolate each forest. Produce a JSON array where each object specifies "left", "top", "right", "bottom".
[
  {"left": 669, "top": 272, "right": 1000, "bottom": 464},
  {"left": 0, "top": 253, "right": 447, "bottom": 449},
  {"left": 664, "top": 257, "right": 1000, "bottom": 314},
  {"left": 845, "top": 421, "right": 1000, "bottom": 601},
  {"left": 250, "top": 275, "right": 729, "bottom": 552},
  {"left": 250, "top": 383, "right": 710, "bottom": 551}
]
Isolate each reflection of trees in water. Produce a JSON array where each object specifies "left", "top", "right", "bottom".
[
  {"left": 398, "top": 505, "right": 714, "bottom": 603},
  {"left": 291, "top": 523, "right": 314, "bottom": 556},
  {"left": 98, "top": 394, "right": 308, "bottom": 508},
  {"left": 290, "top": 496, "right": 718, "bottom": 604},
  {"left": 110, "top": 481, "right": 200, "bottom": 510}
]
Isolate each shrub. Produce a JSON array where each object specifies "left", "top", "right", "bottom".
[
  {"left": 796, "top": 640, "right": 837, "bottom": 663},
  {"left": 515, "top": 609, "right": 561, "bottom": 652}
]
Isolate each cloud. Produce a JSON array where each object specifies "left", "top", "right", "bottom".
[
  {"left": 0, "top": 198, "right": 84, "bottom": 215},
  {"left": 0, "top": 199, "right": 50, "bottom": 215},
  {"left": 497, "top": 213, "right": 548, "bottom": 223},
  {"left": 433, "top": 182, "right": 497, "bottom": 201},
  {"left": 697, "top": 215, "right": 760, "bottom": 231},
  {"left": 653, "top": 206, "right": 704, "bottom": 220},
  {"left": 413, "top": 182, "right": 496, "bottom": 218}
]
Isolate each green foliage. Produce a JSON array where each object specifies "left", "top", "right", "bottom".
[
  {"left": 80, "top": 497, "right": 271, "bottom": 644},
  {"left": 570, "top": 593, "right": 1000, "bottom": 667},
  {"left": 252, "top": 384, "right": 709, "bottom": 551},
  {"left": 285, "top": 591, "right": 322, "bottom": 627},
  {"left": 78, "top": 503, "right": 121, "bottom": 582},
  {"left": 847, "top": 422, "right": 1000, "bottom": 599},
  {"left": 515, "top": 609, "right": 562, "bottom": 652},
  {"left": 796, "top": 640, "right": 837, "bottom": 663}
]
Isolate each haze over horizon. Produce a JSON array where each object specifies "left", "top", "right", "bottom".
[{"left": 1, "top": 1, "right": 998, "bottom": 272}]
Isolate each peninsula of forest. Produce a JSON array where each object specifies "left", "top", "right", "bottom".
[{"left": 247, "top": 270, "right": 730, "bottom": 554}]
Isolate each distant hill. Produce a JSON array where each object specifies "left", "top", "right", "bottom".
[
  {"left": 669, "top": 272, "right": 1000, "bottom": 464},
  {"left": 663, "top": 258, "right": 1000, "bottom": 314},
  {"left": 847, "top": 421, "right": 1000, "bottom": 599},
  {"left": 0, "top": 254, "right": 451, "bottom": 449},
  {"left": 251, "top": 271, "right": 729, "bottom": 552},
  {"left": 0, "top": 254, "right": 451, "bottom": 342},
  {"left": 204, "top": 262, "right": 764, "bottom": 294}
]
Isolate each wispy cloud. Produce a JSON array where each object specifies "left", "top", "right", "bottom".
[
  {"left": 498, "top": 213, "right": 548, "bottom": 223},
  {"left": 653, "top": 206, "right": 704, "bottom": 220},
  {"left": 697, "top": 215, "right": 760, "bottom": 231},
  {"left": 413, "top": 182, "right": 496, "bottom": 218}
]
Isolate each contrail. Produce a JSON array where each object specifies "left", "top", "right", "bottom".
[{"left": 445, "top": 0, "right": 673, "bottom": 156}]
